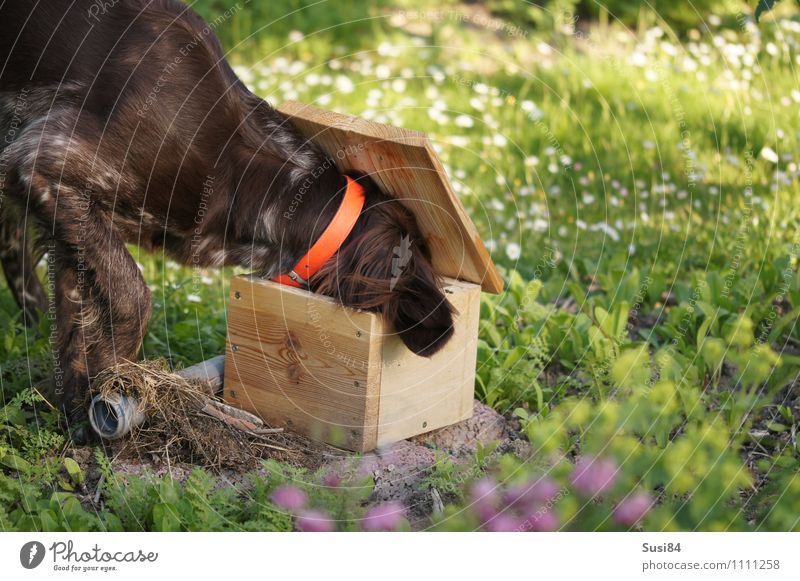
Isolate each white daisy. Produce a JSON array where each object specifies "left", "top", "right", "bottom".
[{"left": 506, "top": 242, "right": 522, "bottom": 260}]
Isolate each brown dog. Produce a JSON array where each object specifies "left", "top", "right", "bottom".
[{"left": 0, "top": 0, "right": 454, "bottom": 419}]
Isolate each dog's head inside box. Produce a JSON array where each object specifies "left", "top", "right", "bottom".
[{"left": 223, "top": 102, "right": 502, "bottom": 452}]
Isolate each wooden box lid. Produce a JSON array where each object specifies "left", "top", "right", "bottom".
[{"left": 277, "top": 101, "right": 503, "bottom": 294}]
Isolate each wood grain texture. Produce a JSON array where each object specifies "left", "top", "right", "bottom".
[
  {"left": 375, "top": 279, "right": 480, "bottom": 446},
  {"left": 223, "top": 275, "right": 382, "bottom": 451},
  {"left": 223, "top": 276, "right": 481, "bottom": 452},
  {"left": 277, "top": 100, "right": 503, "bottom": 294}
]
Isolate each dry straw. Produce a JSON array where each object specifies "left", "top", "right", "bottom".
[{"left": 89, "top": 359, "right": 328, "bottom": 471}]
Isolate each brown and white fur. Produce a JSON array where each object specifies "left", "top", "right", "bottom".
[{"left": 0, "top": 0, "right": 454, "bottom": 421}]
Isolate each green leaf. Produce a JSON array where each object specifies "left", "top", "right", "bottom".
[
  {"left": 103, "top": 513, "right": 124, "bottom": 532},
  {"left": 595, "top": 306, "right": 610, "bottom": 333},
  {"left": 39, "top": 510, "right": 60, "bottom": 532},
  {"left": 61, "top": 496, "right": 85, "bottom": 519},
  {"left": 696, "top": 316, "right": 713, "bottom": 348},
  {"left": 63, "top": 458, "right": 85, "bottom": 485},
  {"left": 611, "top": 301, "right": 631, "bottom": 338},
  {"left": 696, "top": 301, "right": 719, "bottom": 320},
  {"left": 611, "top": 345, "right": 651, "bottom": 389},
  {"left": 531, "top": 380, "right": 544, "bottom": 412},
  {"left": 767, "top": 305, "right": 800, "bottom": 344},
  {"left": 508, "top": 269, "right": 525, "bottom": 295},
  {"left": 159, "top": 478, "right": 180, "bottom": 505},
  {"left": 475, "top": 441, "right": 500, "bottom": 466},
  {"left": 0, "top": 454, "right": 31, "bottom": 474},
  {"left": 474, "top": 374, "right": 488, "bottom": 401},
  {"left": 567, "top": 282, "right": 589, "bottom": 315},
  {"left": 50, "top": 491, "right": 75, "bottom": 506},
  {"left": 480, "top": 320, "right": 503, "bottom": 348},
  {"left": 502, "top": 346, "right": 526, "bottom": 369},
  {"left": 700, "top": 337, "right": 726, "bottom": 373},
  {"left": 152, "top": 503, "right": 182, "bottom": 532},
  {"left": 3, "top": 331, "right": 14, "bottom": 355}
]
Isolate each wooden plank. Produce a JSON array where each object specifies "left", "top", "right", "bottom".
[
  {"left": 223, "top": 275, "right": 382, "bottom": 451},
  {"left": 277, "top": 101, "right": 503, "bottom": 295},
  {"left": 375, "top": 279, "right": 479, "bottom": 445},
  {"left": 223, "top": 275, "right": 480, "bottom": 451}
]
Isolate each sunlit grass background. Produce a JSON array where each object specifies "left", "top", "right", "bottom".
[{"left": 1, "top": 0, "right": 799, "bottom": 531}]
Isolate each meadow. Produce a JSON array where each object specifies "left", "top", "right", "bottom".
[{"left": 0, "top": 0, "right": 798, "bottom": 531}]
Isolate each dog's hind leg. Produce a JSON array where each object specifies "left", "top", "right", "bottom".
[{"left": 0, "top": 203, "right": 48, "bottom": 326}]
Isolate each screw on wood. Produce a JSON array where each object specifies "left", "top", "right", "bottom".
[
  {"left": 422, "top": 421, "right": 428, "bottom": 428},
  {"left": 234, "top": 291, "right": 241, "bottom": 299},
  {"left": 355, "top": 330, "right": 362, "bottom": 337},
  {"left": 231, "top": 344, "right": 239, "bottom": 352},
  {"left": 229, "top": 390, "right": 237, "bottom": 398},
  {"left": 354, "top": 380, "right": 360, "bottom": 387}
]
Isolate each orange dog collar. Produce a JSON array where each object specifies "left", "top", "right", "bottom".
[{"left": 274, "top": 175, "right": 365, "bottom": 288}]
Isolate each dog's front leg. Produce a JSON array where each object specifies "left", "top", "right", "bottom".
[{"left": 49, "top": 206, "right": 152, "bottom": 421}]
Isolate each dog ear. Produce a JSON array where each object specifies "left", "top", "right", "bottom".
[
  {"left": 387, "top": 249, "right": 455, "bottom": 357},
  {"left": 311, "top": 194, "right": 455, "bottom": 357}
]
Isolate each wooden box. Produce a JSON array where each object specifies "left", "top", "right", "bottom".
[
  {"left": 224, "top": 276, "right": 480, "bottom": 451},
  {"left": 223, "top": 102, "right": 501, "bottom": 452}
]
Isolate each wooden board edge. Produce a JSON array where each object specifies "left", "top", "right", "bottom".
[
  {"left": 359, "top": 316, "right": 385, "bottom": 452},
  {"left": 278, "top": 100, "right": 429, "bottom": 148},
  {"left": 422, "top": 141, "right": 504, "bottom": 295}
]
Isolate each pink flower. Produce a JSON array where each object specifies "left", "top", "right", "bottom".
[
  {"left": 271, "top": 485, "right": 307, "bottom": 511},
  {"left": 475, "top": 503, "right": 498, "bottom": 524},
  {"left": 529, "top": 478, "right": 561, "bottom": 504},
  {"left": 570, "top": 456, "right": 618, "bottom": 496},
  {"left": 470, "top": 478, "right": 498, "bottom": 507},
  {"left": 524, "top": 509, "right": 559, "bottom": 532},
  {"left": 296, "top": 509, "right": 335, "bottom": 532},
  {"left": 504, "top": 477, "right": 561, "bottom": 509},
  {"left": 502, "top": 484, "right": 528, "bottom": 508},
  {"left": 613, "top": 493, "right": 653, "bottom": 526},
  {"left": 322, "top": 471, "right": 341, "bottom": 488},
  {"left": 470, "top": 478, "right": 499, "bottom": 522},
  {"left": 484, "top": 513, "right": 520, "bottom": 532},
  {"left": 362, "top": 502, "right": 405, "bottom": 532}
]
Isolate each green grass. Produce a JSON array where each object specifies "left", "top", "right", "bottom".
[{"left": 1, "top": 1, "right": 799, "bottom": 531}]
